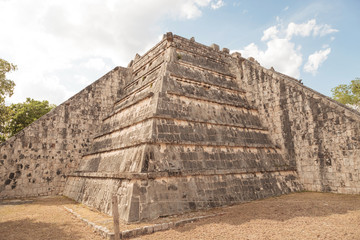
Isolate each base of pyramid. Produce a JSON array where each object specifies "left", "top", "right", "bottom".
[{"left": 64, "top": 170, "right": 302, "bottom": 222}]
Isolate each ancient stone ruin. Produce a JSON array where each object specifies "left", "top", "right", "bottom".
[{"left": 1, "top": 33, "right": 359, "bottom": 223}]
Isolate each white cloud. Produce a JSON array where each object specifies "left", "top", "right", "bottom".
[
  {"left": 211, "top": 0, "right": 224, "bottom": 9},
  {"left": 283, "top": 6, "right": 289, "bottom": 11},
  {"left": 261, "top": 26, "right": 279, "bottom": 41},
  {"left": 74, "top": 75, "right": 91, "bottom": 85},
  {"left": 234, "top": 18, "right": 337, "bottom": 79},
  {"left": 304, "top": 48, "right": 331, "bottom": 75},
  {"left": 241, "top": 39, "right": 302, "bottom": 78},
  {"left": 179, "top": 1, "right": 203, "bottom": 19},
  {"left": 81, "top": 58, "right": 110, "bottom": 72},
  {"left": 0, "top": 0, "right": 223, "bottom": 105},
  {"left": 286, "top": 19, "right": 338, "bottom": 39},
  {"left": 286, "top": 19, "right": 317, "bottom": 39},
  {"left": 314, "top": 24, "right": 339, "bottom": 36}
]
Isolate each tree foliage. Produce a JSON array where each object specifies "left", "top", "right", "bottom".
[
  {"left": 0, "top": 104, "right": 11, "bottom": 141},
  {"left": 0, "top": 58, "right": 16, "bottom": 104},
  {"left": 5, "top": 98, "right": 56, "bottom": 138},
  {"left": 331, "top": 78, "right": 360, "bottom": 109},
  {"left": 0, "top": 59, "right": 56, "bottom": 141},
  {"left": 0, "top": 59, "right": 16, "bottom": 141}
]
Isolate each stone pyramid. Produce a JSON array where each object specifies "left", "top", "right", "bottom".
[{"left": 63, "top": 33, "right": 301, "bottom": 222}]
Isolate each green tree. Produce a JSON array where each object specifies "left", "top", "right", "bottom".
[
  {"left": 5, "top": 98, "right": 56, "bottom": 137},
  {"left": 0, "top": 59, "right": 56, "bottom": 142},
  {"left": 0, "top": 58, "right": 17, "bottom": 141},
  {"left": 331, "top": 78, "right": 360, "bottom": 109},
  {"left": 0, "top": 104, "right": 11, "bottom": 141},
  {"left": 0, "top": 58, "right": 16, "bottom": 103}
]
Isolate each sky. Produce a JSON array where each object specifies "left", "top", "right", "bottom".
[{"left": 1, "top": 0, "right": 359, "bottom": 105}]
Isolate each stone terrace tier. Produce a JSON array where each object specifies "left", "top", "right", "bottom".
[
  {"left": 64, "top": 33, "right": 302, "bottom": 222},
  {"left": 2, "top": 32, "right": 359, "bottom": 222}
]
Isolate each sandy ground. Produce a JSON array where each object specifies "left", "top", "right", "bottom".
[
  {"left": 134, "top": 192, "right": 360, "bottom": 240},
  {"left": 0, "top": 196, "right": 104, "bottom": 240},
  {"left": 1, "top": 192, "right": 360, "bottom": 240}
]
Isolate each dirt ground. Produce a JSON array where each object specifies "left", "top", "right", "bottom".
[
  {"left": 0, "top": 196, "right": 104, "bottom": 240},
  {"left": 1, "top": 192, "right": 360, "bottom": 240},
  {"left": 134, "top": 192, "right": 360, "bottom": 240}
]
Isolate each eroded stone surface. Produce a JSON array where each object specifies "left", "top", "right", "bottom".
[
  {"left": 0, "top": 67, "right": 130, "bottom": 199},
  {"left": 1, "top": 33, "right": 359, "bottom": 223},
  {"left": 237, "top": 61, "right": 360, "bottom": 194},
  {"left": 64, "top": 35, "right": 301, "bottom": 222}
]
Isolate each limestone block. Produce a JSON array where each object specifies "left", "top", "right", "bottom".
[{"left": 210, "top": 43, "right": 219, "bottom": 51}]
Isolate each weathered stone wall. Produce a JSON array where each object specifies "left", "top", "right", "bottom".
[
  {"left": 63, "top": 38, "right": 171, "bottom": 222},
  {"left": 64, "top": 34, "right": 302, "bottom": 223},
  {"left": 3, "top": 32, "right": 358, "bottom": 223},
  {"left": 65, "top": 176, "right": 136, "bottom": 222},
  {"left": 131, "top": 170, "right": 299, "bottom": 222},
  {"left": 65, "top": 169, "right": 300, "bottom": 223},
  {"left": 235, "top": 58, "right": 360, "bottom": 194},
  {"left": 0, "top": 67, "right": 130, "bottom": 199}
]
